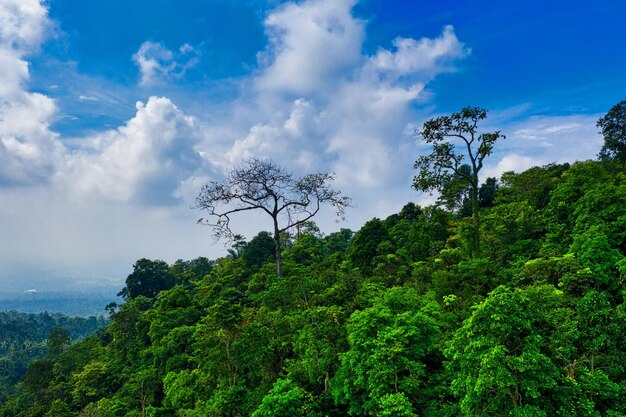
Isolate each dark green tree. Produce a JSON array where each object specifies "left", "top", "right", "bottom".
[
  {"left": 478, "top": 177, "right": 497, "bottom": 207},
  {"left": 170, "top": 256, "right": 214, "bottom": 284},
  {"left": 22, "top": 359, "right": 54, "bottom": 393},
  {"left": 497, "top": 163, "right": 569, "bottom": 210},
  {"left": 398, "top": 202, "right": 422, "bottom": 221},
  {"left": 349, "top": 218, "right": 388, "bottom": 275},
  {"left": 414, "top": 107, "right": 504, "bottom": 257},
  {"left": 45, "top": 399, "right": 75, "bottom": 417},
  {"left": 436, "top": 164, "right": 472, "bottom": 215},
  {"left": 46, "top": 327, "right": 70, "bottom": 358},
  {"left": 118, "top": 258, "right": 175, "bottom": 300},
  {"left": 242, "top": 231, "right": 276, "bottom": 268},
  {"left": 597, "top": 100, "right": 626, "bottom": 164},
  {"left": 226, "top": 234, "right": 247, "bottom": 259},
  {"left": 333, "top": 288, "right": 440, "bottom": 415}
]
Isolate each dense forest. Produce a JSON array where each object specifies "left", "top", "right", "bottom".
[
  {"left": 0, "top": 312, "right": 109, "bottom": 405},
  {"left": 1, "top": 104, "right": 626, "bottom": 416}
]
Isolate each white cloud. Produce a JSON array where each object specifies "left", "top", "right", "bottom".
[
  {"left": 478, "top": 113, "right": 601, "bottom": 180},
  {"left": 255, "top": 0, "right": 364, "bottom": 95},
  {"left": 502, "top": 114, "right": 601, "bottom": 162},
  {"left": 482, "top": 153, "right": 539, "bottom": 180},
  {"left": 1, "top": 0, "right": 608, "bottom": 293},
  {"left": 224, "top": 98, "right": 325, "bottom": 170},
  {"left": 370, "top": 25, "right": 468, "bottom": 80},
  {"left": 0, "top": 0, "right": 51, "bottom": 52},
  {"left": 243, "top": 0, "right": 469, "bottom": 193},
  {"left": 133, "top": 41, "right": 199, "bottom": 87},
  {"left": 64, "top": 96, "right": 203, "bottom": 204},
  {"left": 0, "top": 0, "right": 63, "bottom": 186},
  {"left": 3, "top": 0, "right": 469, "bottom": 290}
]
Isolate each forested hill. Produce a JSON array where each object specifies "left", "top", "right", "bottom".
[
  {"left": 2, "top": 157, "right": 625, "bottom": 416},
  {"left": 0, "top": 312, "right": 109, "bottom": 404}
]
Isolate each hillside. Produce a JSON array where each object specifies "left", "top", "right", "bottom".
[
  {"left": 1, "top": 158, "right": 625, "bottom": 416},
  {"left": 0, "top": 312, "right": 109, "bottom": 404}
]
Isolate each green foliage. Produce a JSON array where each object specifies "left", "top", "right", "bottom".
[
  {"left": 251, "top": 379, "right": 317, "bottom": 417},
  {"left": 414, "top": 106, "right": 505, "bottom": 257},
  {"left": 333, "top": 288, "right": 440, "bottom": 415},
  {"left": 3, "top": 155, "right": 626, "bottom": 417},
  {"left": 349, "top": 218, "right": 388, "bottom": 274},
  {"left": 446, "top": 285, "right": 573, "bottom": 416},
  {"left": 542, "top": 160, "right": 614, "bottom": 255},
  {"left": 597, "top": 100, "right": 626, "bottom": 164},
  {"left": 0, "top": 311, "right": 107, "bottom": 403},
  {"left": 481, "top": 201, "right": 543, "bottom": 263},
  {"left": 170, "top": 257, "right": 214, "bottom": 285},
  {"left": 377, "top": 393, "right": 417, "bottom": 417},
  {"left": 118, "top": 258, "right": 176, "bottom": 300},
  {"left": 163, "top": 370, "right": 204, "bottom": 410},
  {"left": 242, "top": 231, "right": 276, "bottom": 268},
  {"left": 71, "top": 361, "right": 116, "bottom": 407},
  {"left": 497, "top": 163, "right": 569, "bottom": 210},
  {"left": 570, "top": 227, "right": 625, "bottom": 294},
  {"left": 47, "top": 327, "right": 70, "bottom": 358},
  {"left": 45, "top": 399, "right": 75, "bottom": 417},
  {"left": 23, "top": 359, "right": 54, "bottom": 393}
]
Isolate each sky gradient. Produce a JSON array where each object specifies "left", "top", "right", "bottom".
[{"left": 1, "top": 0, "right": 624, "bottom": 292}]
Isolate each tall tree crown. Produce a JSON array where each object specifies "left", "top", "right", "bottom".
[{"left": 413, "top": 106, "right": 504, "bottom": 257}]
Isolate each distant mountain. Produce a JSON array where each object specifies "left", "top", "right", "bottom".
[{"left": 0, "top": 290, "right": 120, "bottom": 317}]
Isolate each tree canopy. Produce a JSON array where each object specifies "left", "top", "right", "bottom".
[{"left": 118, "top": 258, "right": 176, "bottom": 300}]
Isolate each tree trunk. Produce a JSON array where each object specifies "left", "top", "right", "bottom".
[
  {"left": 470, "top": 178, "right": 480, "bottom": 258},
  {"left": 273, "top": 219, "right": 282, "bottom": 278}
]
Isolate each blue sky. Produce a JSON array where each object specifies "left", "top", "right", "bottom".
[{"left": 0, "top": 0, "right": 624, "bottom": 291}]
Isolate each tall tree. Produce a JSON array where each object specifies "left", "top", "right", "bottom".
[
  {"left": 597, "top": 100, "right": 626, "bottom": 165},
  {"left": 118, "top": 258, "right": 175, "bottom": 300},
  {"left": 414, "top": 107, "right": 504, "bottom": 257},
  {"left": 196, "top": 158, "right": 351, "bottom": 278}
]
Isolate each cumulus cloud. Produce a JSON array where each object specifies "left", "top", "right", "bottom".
[
  {"left": 244, "top": 0, "right": 469, "bottom": 193},
  {"left": 133, "top": 41, "right": 199, "bottom": 87},
  {"left": 370, "top": 25, "right": 468, "bottom": 80},
  {"left": 0, "top": 0, "right": 63, "bottom": 186},
  {"left": 256, "top": 0, "right": 364, "bottom": 95},
  {"left": 224, "top": 99, "right": 326, "bottom": 170},
  {"left": 482, "top": 153, "right": 539, "bottom": 180},
  {"left": 0, "top": 0, "right": 205, "bottom": 201},
  {"left": 0, "top": 0, "right": 51, "bottom": 52},
  {"left": 64, "top": 96, "right": 203, "bottom": 204}
]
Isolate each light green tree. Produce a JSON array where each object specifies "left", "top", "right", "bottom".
[
  {"left": 333, "top": 288, "right": 440, "bottom": 415},
  {"left": 252, "top": 378, "right": 318, "bottom": 417},
  {"left": 446, "top": 285, "right": 581, "bottom": 416}
]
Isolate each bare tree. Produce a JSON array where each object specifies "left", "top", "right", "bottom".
[{"left": 196, "top": 158, "right": 351, "bottom": 277}]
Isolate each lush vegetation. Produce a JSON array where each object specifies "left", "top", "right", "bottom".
[
  {"left": 0, "top": 312, "right": 108, "bottom": 404},
  {"left": 2, "top": 106, "right": 626, "bottom": 416}
]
